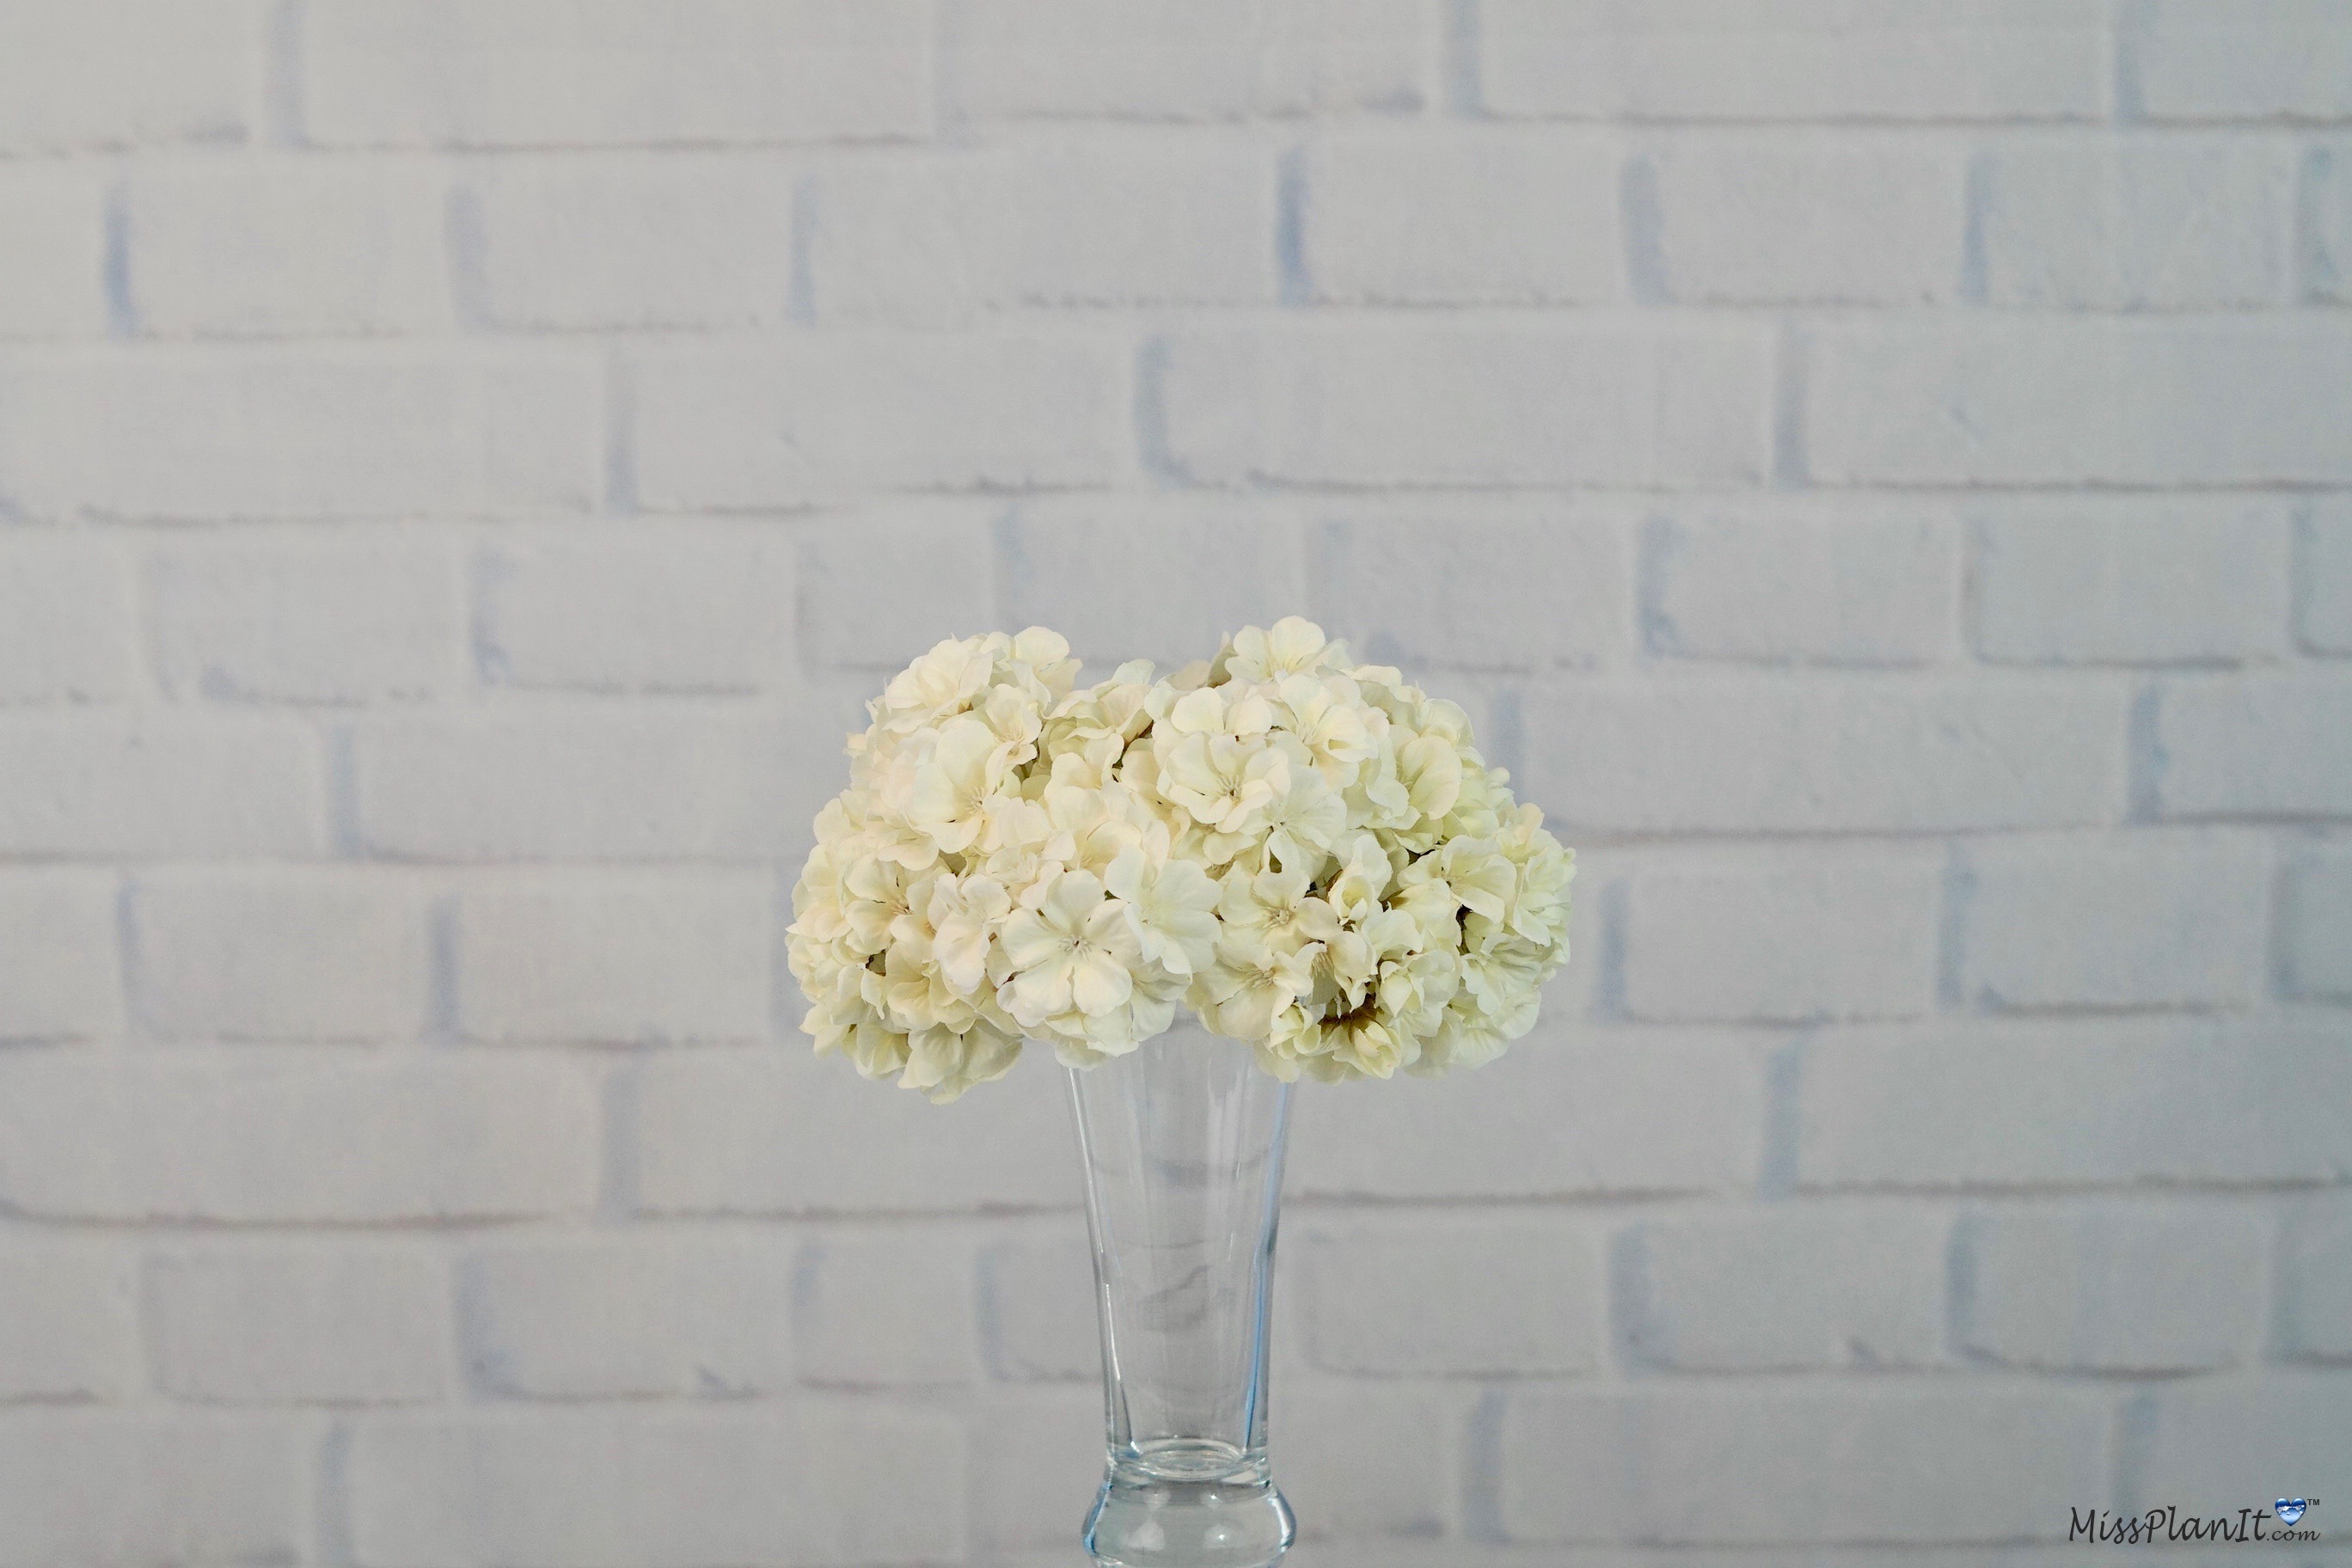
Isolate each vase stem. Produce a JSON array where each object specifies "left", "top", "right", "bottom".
[{"left": 1068, "top": 1025, "right": 1297, "bottom": 1568}]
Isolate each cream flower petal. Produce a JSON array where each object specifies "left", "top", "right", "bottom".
[
  {"left": 792, "top": 623, "right": 1571, "bottom": 1097},
  {"left": 1069, "top": 948, "right": 1134, "bottom": 1016}
]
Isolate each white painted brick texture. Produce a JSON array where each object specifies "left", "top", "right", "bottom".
[
  {"left": 0, "top": 3, "right": 2343, "bottom": 1561},
  {"left": 1976, "top": 138, "right": 2295, "bottom": 308},
  {"left": 1621, "top": 857, "right": 1941, "bottom": 1022},
  {"left": 453, "top": 875, "right": 772, "bottom": 1044},
  {"left": 2128, "top": 1, "right": 2352, "bottom": 124},
  {"left": 806, "top": 144, "right": 1276, "bottom": 322},
  {"left": 125, "top": 160, "right": 455, "bottom": 337},
  {"left": 1955, "top": 836, "right": 2271, "bottom": 1011},
  {"left": 147, "top": 1248, "right": 452, "bottom": 1403},
  {"left": 129, "top": 869, "right": 433, "bottom": 1041},
  {"left": 940, "top": 0, "right": 1436, "bottom": 121},
  {"left": 1643, "top": 136, "right": 1966, "bottom": 305},
  {"left": 0, "top": 538, "right": 138, "bottom": 702},
  {"left": 0, "top": 350, "right": 602, "bottom": 520},
  {"left": 460, "top": 156, "right": 798, "bottom": 331},
  {"left": 0, "top": 871, "right": 124, "bottom": 1042},
  {"left": 2305, "top": 499, "right": 2352, "bottom": 652},
  {"left": 458, "top": 1240, "right": 797, "bottom": 1399},
  {"left": 1295, "top": 1214, "right": 1602, "bottom": 1375},
  {"left": 0, "top": 1246, "right": 141, "bottom": 1401},
  {"left": 1955, "top": 1209, "right": 2267, "bottom": 1372},
  {"left": 0, "top": 1, "right": 265, "bottom": 153},
  {"left": 148, "top": 536, "right": 467, "bottom": 703},
  {"left": 303, "top": 2, "right": 935, "bottom": 149},
  {"left": 0, "top": 167, "right": 109, "bottom": 339},
  {"left": 1645, "top": 510, "right": 1958, "bottom": 666},
  {"left": 1971, "top": 502, "right": 2294, "bottom": 665},
  {"left": 477, "top": 530, "right": 797, "bottom": 693},
  {"left": 1623, "top": 1209, "right": 1949, "bottom": 1371},
  {"left": 1301, "top": 132, "right": 1624, "bottom": 303},
  {"left": 1479, "top": 0, "right": 2110, "bottom": 122}
]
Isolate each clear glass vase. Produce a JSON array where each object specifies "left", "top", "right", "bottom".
[{"left": 1067, "top": 1023, "right": 1298, "bottom": 1568}]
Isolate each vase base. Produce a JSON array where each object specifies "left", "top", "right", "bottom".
[{"left": 1083, "top": 1442, "right": 1295, "bottom": 1568}]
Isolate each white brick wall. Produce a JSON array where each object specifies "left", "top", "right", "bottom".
[{"left": 0, "top": 3, "right": 2346, "bottom": 1563}]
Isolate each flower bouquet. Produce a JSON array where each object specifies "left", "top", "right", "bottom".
[{"left": 787, "top": 617, "right": 1573, "bottom": 1565}]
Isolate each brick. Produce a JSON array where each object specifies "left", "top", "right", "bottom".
[
  {"left": 2135, "top": 1379, "right": 2352, "bottom": 1519},
  {"left": 1804, "top": 322, "right": 2352, "bottom": 485},
  {"left": 0, "top": 348, "right": 598, "bottom": 520},
  {"left": 455, "top": 875, "right": 770, "bottom": 1044},
  {"left": 1000, "top": 498, "right": 1306, "bottom": 669},
  {"left": 0, "top": 1245, "right": 139, "bottom": 1400},
  {"left": 969, "top": 1387, "right": 1105, "bottom": 1552},
  {"left": 1497, "top": 1389, "right": 2104, "bottom": 1544},
  {"left": 1310, "top": 506, "right": 1631, "bottom": 671},
  {"left": 1648, "top": 511, "right": 1957, "bottom": 666},
  {"left": 630, "top": 336, "right": 1130, "bottom": 508},
  {"left": 1960, "top": 836, "right": 2269, "bottom": 1012},
  {"left": 0, "top": 716, "right": 322, "bottom": 856},
  {"left": 463, "top": 156, "right": 796, "bottom": 329},
  {"left": 942, "top": 0, "right": 1436, "bottom": 120},
  {"left": 0, "top": 1053, "right": 598, "bottom": 1222},
  {"left": 633, "top": 1047, "right": 1076, "bottom": 1216},
  {"left": 1160, "top": 325, "right": 1771, "bottom": 488},
  {"left": 977, "top": 1230, "right": 1096, "bottom": 1381},
  {"left": 1479, "top": 0, "right": 2108, "bottom": 121},
  {"left": 1626, "top": 1210, "right": 1947, "bottom": 1370},
  {"left": 1302, "top": 132, "right": 1623, "bottom": 303},
  {"left": 796, "top": 1228, "right": 979, "bottom": 1386},
  {"left": 1282, "top": 1386, "right": 1461, "bottom": 1540},
  {"left": 1624, "top": 859, "right": 1939, "bottom": 1023},
  {"left": 132, "top": 871, "right": 430, "bottom": 1043},
  {"left": 808, "top": 143, "right": 1274, "bottom": 323},
  {"left": 1974, "top": 503, "right": 2293, "bottom": 665},
  {"left": 2301, "top": 499, "right": 2352, "bottom": 653},
  {"left": 799, "top": 506, "right": 1001, "bottom": 671},
  {"left": 0, "top": 537, "right": 138, "bottom": 703},
  {"left": 2283, "top": 847, "right": 2352, "bottom": 1001},
  {"left": 1292, "top": 1030, "right": 1764, "bottom": 1200},
  {"left": 150, "top": 538, "right": 465, "bottom": 703},
  {"left": 0, "top": 1413, "right": 306, "bottom": 1567},
  {"left": 2278, "top": 1195, "right": 2352, "bottom": 1361},
  {"left": 2312, "top": 141, "right": 2352, "bottom": 302},
  {"left": 349, "top": 1406, "right": 966, "bottom": 1568},
  {"left": 1956, "top": 1209, "right": 2264, "bottom": 1371},
  {"left": 0, "top": 872, "right": 120, "bottom": 1043},
  {"left": 0, "top": 0, "right": 261, "bottom": 152},
  {"left": 1523, "top": 679, "right": 2125, "bottom": 836},
  {"left": 1798, "top": 1018, "right": 2352, "bottom": 1190},
  {"left": 126, "top": 160, "right": 452, "bottom": 336},
  {"left": 480, "top": 530, "right": 794, "bottom": 693},
  {"left": 2128, "top": 0, "right": 2352, "bottom": 122},
  {"left": 458, "top": 1240, "right": 794, "bottom": 1398},
  {"left": 1647, "top": 138, "right": 1965, "bottom": 303},
  {"left": 306, "top": 0, "right": 932, "bottom": 148},
  {"left": 1296, "top": 1215, "right": 1600, "bottom": 1375},
  {"left": 1980, "top": 138, "right": 2294, "bottom": 307},
  {"left": 0, "top": 166, "right": 107, "bottom": 337},
  {"left": 2153, "top": 677, "right": 2352, "bottom": 819},
  {"left": 352, "top": 706, "right": 848, "bottom": 861},
  {"left": 149, "top": 1248, "right": 450, "bottom": 1403}
]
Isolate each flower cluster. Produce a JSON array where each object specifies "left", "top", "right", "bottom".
[{"left": 787, "top": 619, "right": 1574, "bottom": 1101}]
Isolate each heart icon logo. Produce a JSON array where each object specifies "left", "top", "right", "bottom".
[{"left": 2276, "top": 1499, "right": 2307, "bottom": 1526}]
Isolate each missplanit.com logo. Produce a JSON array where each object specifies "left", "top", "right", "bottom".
[{"left": 2069, "top": 1498, "right": 2319, "bottom": 1546}]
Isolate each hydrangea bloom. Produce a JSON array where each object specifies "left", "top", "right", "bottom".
[{"left": 787, "top": 620, "right": 1574, "bottom": 1100}]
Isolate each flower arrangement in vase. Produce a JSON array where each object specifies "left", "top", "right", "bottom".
[{"left": 788, "top": 618, "right": 1573, "bottom": 1567}]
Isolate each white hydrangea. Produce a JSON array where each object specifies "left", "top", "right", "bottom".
[{"left": 786, "top": 619, "right": 1574, "bottom": 1100}]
